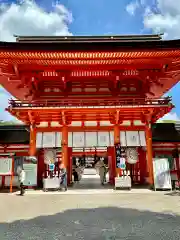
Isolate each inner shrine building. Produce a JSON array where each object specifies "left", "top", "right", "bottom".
[{"left": 0, "top": 34, "right": 180, "bottom": 187}]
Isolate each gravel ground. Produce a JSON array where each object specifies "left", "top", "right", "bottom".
[{"left": 0, "top": 192, "right": 180, "bottom": 240}]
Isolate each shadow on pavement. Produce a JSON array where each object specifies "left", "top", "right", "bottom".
[
  {"left": 165, "top": 191, "right": 180, "bottom": 196},
  {"left": 0, "top": 206, "right": 179, "bottom": 239}
]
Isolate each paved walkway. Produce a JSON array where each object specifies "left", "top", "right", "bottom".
[
  {"left": 1, "top": 168, "right": 179, "bottom": 239},
  {"left": 72, "top": 168, "right": 110, "bottom": 190},
  {"left": 0, "top": 192, "right": 180, "bottom": 239}
]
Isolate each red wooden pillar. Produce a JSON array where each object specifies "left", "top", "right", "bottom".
[
  {"left": 107, "top": 146, "right": 116, "bottom": 185},
  {"left": 1, "top": 145, "right": 7, "bottom": 188},
  {"left": 67, "top": 147, "right": 72, "bottom": 185},
  {"left": 145, "top": 124, "right": 154, "bottom": 186},
  {"left": 175, "top": 156, "right": 180, "bottom": 179},
  {"left": 37, "top": 149, "right": 45, "bottom": 188},
  {"left": 138, "top": 147, "right": 147, "bottom": 185},
  {"left": 29, "top": 125, "right": 36, "bottom": 156},
  {"left": 62, "top": 126, "right": 68, "bottom": 168}
]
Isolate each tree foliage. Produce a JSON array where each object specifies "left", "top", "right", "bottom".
[{"left": 0, "top": 120, "right": 20, "bottom": 126}]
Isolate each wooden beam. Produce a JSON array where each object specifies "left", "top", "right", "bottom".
[
  {"left": 28, "top": 111, "right": 35, "bottom": 124},
  {"left": 13, "top": 64, "right": 19, "bottom": 78},
  {"left": 16, "top": 62, "right": 166, "bottom": 72},
  {"left": 115, "top": 110, "right": 120, "bottom": 125}
]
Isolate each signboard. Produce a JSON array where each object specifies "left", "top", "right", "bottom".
[
  {"left": 23, "top": 157, "right": 37, "bottom": 186},
  {"left": 0, "top": 157, "right": 12, "bottom": 175},
  {"left": 153, "top": 158, "right": 172, "bottom": 190},
  {"left": 23, "top": 164, "right": 37, "bottom": 186}
]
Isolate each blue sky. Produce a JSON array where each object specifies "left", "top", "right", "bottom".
[{"left": 0, "top": 0, "right": 180, "bottom": 121}]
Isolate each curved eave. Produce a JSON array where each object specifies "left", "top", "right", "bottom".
[{"left": 1, "top": 38, "right": 180, "bottom": 51}]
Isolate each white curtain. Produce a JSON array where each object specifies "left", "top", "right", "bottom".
[
  {"left": 36, "top": 132, "right": 43, "bottom": 148},
  {"left": 139, "top": 131, "right": 146, "bottom": 146},
  {"left": 109, "top": 131, "right": 114, "bottom": 146},
  {"left": 73, "top": 132, "right": 85, "bottom": 147},
  {"left": 86, "top": 132, "right": 97, "bottom": 147},
  {"left": 120, "top": 131, "right": 126, "bottom": 146},
  {"left": 68, "top": 132, "right": 73, "bottom": 147},
  {"left": 55, "top": 132, "right": 62, "bottom": 148},
  {"left": 98, "top": 132, "right": 109, "bottom": 146},
  {"left": 43, "top": 132, "right": 56, "bottom": 148},
  {"left": 126, "top": 131, "right": 140, "bottom": 146}
]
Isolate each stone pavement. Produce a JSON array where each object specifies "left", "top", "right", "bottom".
[{"left": 0, "top": 191, "right": 180, "bottom": 240}]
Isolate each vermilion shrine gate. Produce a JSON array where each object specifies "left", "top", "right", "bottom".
[{"left": 0, "top": 34, "right": 179, "bottom": 187}]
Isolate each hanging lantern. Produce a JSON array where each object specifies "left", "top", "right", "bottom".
[
  {"left": 126, "top": 148, "right": 138, "bottom": 164},
  {"left": 44, "top": 149, "right": 56, "bottom": 165}
]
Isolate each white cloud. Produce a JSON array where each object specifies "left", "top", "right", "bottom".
[
  {"left": 0, "top": 0, "right": 72, "bottom": 41},
  {"left": 0, "top": 0, "right": 72, "bottom": 121},
  {"left": 126, "top": 1, "right": 140, "bottom": 16},
  {"left": 158, "top": 112, "right": 180, "bottom": 122},
  {"left": 0, "top": 87, "right": 18, "bottom": 121},
  {"left": 143, "top": 0, "right": 180, "bottom": 39}
]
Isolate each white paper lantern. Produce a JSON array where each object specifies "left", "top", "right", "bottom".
[
  {"left": 126, "top": 148, "right": 138, "bottom": 164},
  {"left": 44, "top": 149, "right": 56, "bottom": 165}
]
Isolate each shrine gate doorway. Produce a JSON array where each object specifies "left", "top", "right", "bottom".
[{"left": 36, "top": 129, "right": 148, "bottom": 190}]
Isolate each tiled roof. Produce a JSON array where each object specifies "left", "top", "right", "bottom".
[
  {"left": 152, "top": 123, "right": 180, "bottom": 142},
  {"left": 0, "top": 125, "right": 29, "bottom": 144},
  {"left": 0, "top": 123, "right": 179, "bottom": 145},
  {"left": 15, "top": 34, "right": 162, "bottom": 43},
  {"left": 1, "top": 34, "right": 180, "bottom": 51}
]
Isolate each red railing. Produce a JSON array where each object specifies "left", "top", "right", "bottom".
[{"left": 8, "top": 97, "right": 172, "bottom": 108}]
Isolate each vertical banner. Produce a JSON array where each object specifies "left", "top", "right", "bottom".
[{"left": 115, "top": 144, "right": 126, "bottom": 169}]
